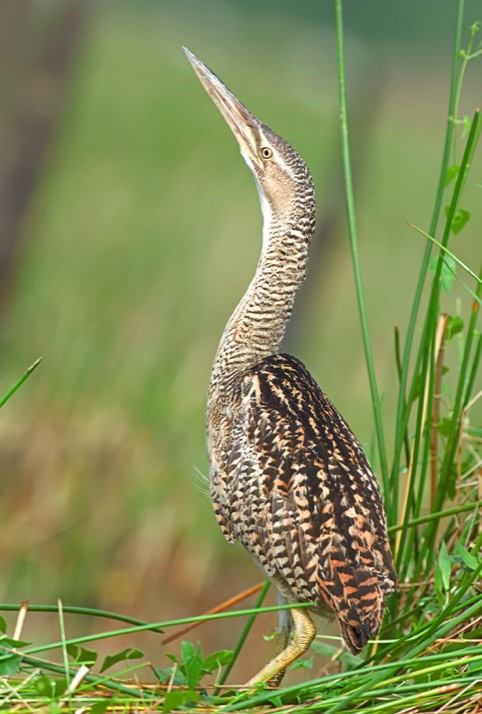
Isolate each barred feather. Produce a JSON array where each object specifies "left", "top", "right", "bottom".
[{"left": 209, "top": 354, "right": 397, "bottom": 652}]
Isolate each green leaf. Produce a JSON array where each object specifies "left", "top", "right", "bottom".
[
  {"left": 440, "top": 256, "right": 457, "bottom": 292},
  {"left": 437, "top": 417, "right": 452, "bottom": 437},
  {"left": 452, "top": 208, "right": 471, "bottom": 234},
  {"left": 91, "top": 701, "right": 111, "bottom": 714},
  {"left": 445, "top": 165, "right": 459, "bottom": 186},
  {"left": 439, "top": 541, "right": 452, "bottom": 590},
  {"left": 67, "top": 643, "right": 79, "bottom": 660},
  {"left": 162, "top": 689, "right": 199, "bottom": 714},
  {"left": 0, "top": 637, "right": 31, "bottom": 648},
  {"left": 153, "top": 666, "right": 173, "bottom": 684},
  {"left": 78, "top": 646, "right": 98, "bottom": 665},
  {"left": 454, "top": 542, "right": 479, "bottom": 571},
  {"left": 0, "top": 616, "right": 6, "bottom": 634},
  {"left": 201, "top": 649, "right": 233, "bottom": 674},
  {"left": 100, "top": 647, "right": 143, "bottom": 673},
  {"left": 461, "top": 115, "right": 471, "bottom": 137},
  {"left": 180, "top": 640, "right": 196, "bottom": 665},
  {"left": 67, "top": 644, "right": 98, "bottom": 665},
  {"left": 446, "top": 315, "right": 464, "bottom": 340},
  {"left": 445, "top": 205, "right": 471, "bottom": 234},
  {"left": 435, "top": 541, "right": 454, "bottom": 605},
  {"left": 181, "top": 641, "right": 204, "bottom": 689},
  {"left": 433, "top": 566, "right": 444, "bottom": 605},
  {"left": 0, "top": 653, "right": 21, "bottom": 676},
  {"left": 153, "top": 666, "right": 188, "bottom": 687},
  {"left": 34, "top": 675, "right": 66, "bottom": 699},
  {"left": 290, "top": 654, "right": 314, "bottom": 670},
  {"left": 441, "top": 382, "right": 453, "bottom": 402},
  {"left": 35, "top": 675, "right": 55, "bottom": 697},
  {"left": 468, "top": 657, "right": 482, "bottom": 674},
  {"left": 53, "top": 678, "right": 68, "bottom": 697},
  {"left": 430, "top": 254, "right": 457, "bottom": 293}
]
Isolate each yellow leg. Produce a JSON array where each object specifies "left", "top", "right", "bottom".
[
  {"left": 246, "top": 608, "right": 317, "bottom": 687},
  {"left": 265, "top": 622, "right": 291, "bottom": 688}
]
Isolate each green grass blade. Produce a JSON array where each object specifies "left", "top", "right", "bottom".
[
  {"left": 0, "top": 358, "right": 42, "bottom": 408},
  {"left": 0, "top": 603, "right": 163, "bottom": 633},
  {"left": 390, "top": 0, "right": 466, "bottom": 515},
  {"left": 334, "top": 0, "right": 389, "bottom": 506},
  {"left": 57, "top": 600, "right": 70, "bottom": 690},
  {"left": 388, "top": 499, "right": 481, "bottom": 533}
]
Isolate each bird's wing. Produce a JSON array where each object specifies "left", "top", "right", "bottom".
[{"left": 214, "top": 353, "right": 397, "bottom": 653}]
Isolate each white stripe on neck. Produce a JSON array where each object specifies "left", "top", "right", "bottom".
[{"left": 254, "top": 176, "right": 272, "bottom": 254}]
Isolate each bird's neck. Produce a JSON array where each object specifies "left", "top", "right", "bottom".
[{"left": 209, "top": 192, "right": 315, "bottom": 391}]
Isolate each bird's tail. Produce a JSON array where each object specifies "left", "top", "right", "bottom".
[
  {"left": 317, "top": 559, "right": 393, "bottom": 655},
  {"left": 338, "top": 619, "right": 372, "bottom": 655}
]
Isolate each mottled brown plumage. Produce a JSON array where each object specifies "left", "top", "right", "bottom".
[{"left": 185, "top": 48, "right": 397, "bottom": 685}]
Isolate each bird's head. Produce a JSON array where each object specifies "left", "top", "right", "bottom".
[{"left": 184, "top": 48, "right": 311, "bottom": 220}]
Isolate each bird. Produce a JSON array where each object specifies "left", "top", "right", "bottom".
[{"left": 184, "top": 48, "right": 398, "bottom": 687}]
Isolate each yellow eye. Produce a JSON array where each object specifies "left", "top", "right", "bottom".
[{"left": 260, "top": 147, "right": 273, "bottom": 160}]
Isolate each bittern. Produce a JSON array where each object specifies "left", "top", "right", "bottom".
[{"left": 184, "top": 49, "right": 397, "bottom": 686}]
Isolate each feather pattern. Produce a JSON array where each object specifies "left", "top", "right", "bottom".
[{"left": 209, "top": 353, "right": 397, "bottom": 653}]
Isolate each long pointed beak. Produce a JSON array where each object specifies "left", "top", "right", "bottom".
[{"left": 183, "top": 48, "right": 263, "bottom": 170}]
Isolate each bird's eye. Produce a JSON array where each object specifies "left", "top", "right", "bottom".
[{"left": 260, "top": 147, "right": 273, "bottom": 160}]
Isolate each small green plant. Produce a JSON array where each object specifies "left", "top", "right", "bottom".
[{"left": 154, "top": 641, "right": 233, "bottom": 712}]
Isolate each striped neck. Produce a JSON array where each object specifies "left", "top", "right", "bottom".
[{"left": 209, "top": 185, "right": 315, "bottom": 391}]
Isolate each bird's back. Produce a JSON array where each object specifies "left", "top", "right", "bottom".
[{"left": 207, "top": 353, "right": 397, "bottom": 653}]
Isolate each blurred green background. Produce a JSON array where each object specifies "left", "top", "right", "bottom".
[{"left": 0, "top": 0, "right": 480, "bottom": 679}]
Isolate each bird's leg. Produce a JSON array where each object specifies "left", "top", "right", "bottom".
[
  {"left": 265, "top": 593, "right": 292, "bottom": 688},
  {"left": 246, "top": 607, "right": 317, "bottom": 687}
]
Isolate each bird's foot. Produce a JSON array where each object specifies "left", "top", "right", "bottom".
[{"left": 245, "top": 608, "right": 316, "bottom": 688}]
